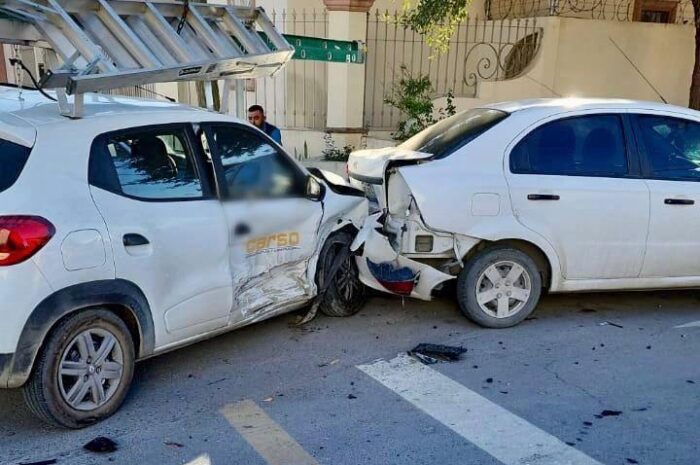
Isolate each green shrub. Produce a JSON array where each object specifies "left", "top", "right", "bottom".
[{"left": 384, "top": 66, "right": 457, "bottom": 141}]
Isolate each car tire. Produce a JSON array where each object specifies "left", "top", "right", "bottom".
[
  {"left": 457, "top": 246, "right": 542, "bottom": 328},
  {"left": 317, "top": 230, "right": 367, "bottom": 317},
  {"left": 23, "top": 309, "right": 135, "bottom": 429}
]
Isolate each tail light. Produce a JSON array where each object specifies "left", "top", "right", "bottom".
[{"left": 0, "top": 216, "right": 55, "bottom": 266}]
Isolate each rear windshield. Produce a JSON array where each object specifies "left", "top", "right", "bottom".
[
  {"left": 399, "top": 108, "right": 509, "bottom": 160},
  {"left": 0, "top": 139, "right": 31, "bottom": 193}
]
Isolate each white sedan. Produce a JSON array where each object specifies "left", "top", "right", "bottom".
[{"left": 349, "top": 98, "right": 700, "bottom": 328}]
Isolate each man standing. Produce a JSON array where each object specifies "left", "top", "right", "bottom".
[{"left": 247, "top": 105, "right": 282, "bottom": 145}]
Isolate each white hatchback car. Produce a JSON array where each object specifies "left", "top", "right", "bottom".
[
  {"left": 0, "top": 87, "right": 367, "bottom": 428},
  {"left": 349, "top": 98, "right": 700, "bottom": 328}
]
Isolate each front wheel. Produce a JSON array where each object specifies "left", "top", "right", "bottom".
[
  {"left": 457, "top": 246, "right": 542, "bottom": 328},
  {"left": 317, "top": 231, "right": 367, "bottom": 317},
  {"left": 23, "top": 309, "right": 135, "bottom": 428}
]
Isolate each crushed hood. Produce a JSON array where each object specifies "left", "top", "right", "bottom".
[{"left": 347, "top": 147, "right": 432, "bottom": 183}]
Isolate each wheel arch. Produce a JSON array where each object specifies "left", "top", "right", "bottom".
[
  {"left": 5, "top": 279, "right": 154, "bottom": 389},
  {"left": 462, "top": 238, "right": 553, "bottom": 290}
]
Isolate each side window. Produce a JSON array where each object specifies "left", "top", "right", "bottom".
[
  {"left": 207, "top": 125, "right": 304, "bottom": 200},
  {"left": 634, "top": 115, "right": 700, "bottom": 180},
  {"left": 91, "top": 127, "right": 204, "bottom": 200},
  {"left": 511, "top": 115, "right": 628, "bottom": 177}
]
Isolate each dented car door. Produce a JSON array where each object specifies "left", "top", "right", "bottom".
[{"left": 202, "top": 123, "right": 324, "bottom": 325}]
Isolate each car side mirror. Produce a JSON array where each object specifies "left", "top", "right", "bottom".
[{"left": 305, "top": 175, "right": 325, "bottom": 201}]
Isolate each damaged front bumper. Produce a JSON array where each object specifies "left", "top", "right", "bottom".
[{"left": 351, "top": 213, "right": 455, "bottom": 300}]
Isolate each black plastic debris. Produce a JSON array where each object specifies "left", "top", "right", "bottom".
[
  {"left": 408, "top": 343, "right": 467, "bottom": 365},
  {"left": 486, "top": 378, "right": 494, "bottom": 384},
  {"left": 579, "top": 308, "right": 597, "bottom": 313},
  {"left": 18, "top": 460, "right": 57, "bottom": 465},
  {"left": 594, "top": 410, "right": 622, "bottom": 418},
  {"left": 583, "top": 421, "right": 593, "bottom": 426},
  {"left": 687, "top": 380, "right": 696, "bottom": 384},
  {"left": 83, "top": 436, "right": 118, "bottom": 453},
  {"left": 626, "top": 459, "right": 639, "bottom": 464},
  {"left": 164, "top": 441, "right": 184, "bottom": 448},
  {"left": 347, "top": 394, "right": 357, "bottom": 399}
]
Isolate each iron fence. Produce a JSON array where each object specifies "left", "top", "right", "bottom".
[
  {"left": 243, "top": 9, "right": 328, "bottom": 130},
  {"left": 364, "top": 12, "right": 542, "bottom": 130},
  {"left": 487, "top": 0, "right": 695, "bottom": 24}
]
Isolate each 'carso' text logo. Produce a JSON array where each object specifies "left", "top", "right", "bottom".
[{"left": 246, "top": 232, "right": 301, "bottom": 255}]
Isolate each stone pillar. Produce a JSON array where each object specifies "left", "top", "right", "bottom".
[{"left": 323, "top": 0, "right": 374, "bottom": 150}]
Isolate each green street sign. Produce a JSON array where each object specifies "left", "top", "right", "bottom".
[{"left": 258, "top": 32, "right": 365, "bottom": 64}]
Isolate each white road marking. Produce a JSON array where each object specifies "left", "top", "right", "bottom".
[
  {"left": 675, "top": 320, "right": 700, "bottom": 329},
  {"left": 221, "top": 400, "right": 319, "bottom": 465},
  {"left": 358, "top": 354, "right": 604, "bottom": 465},
  {"left": 184, "top": 454, "right": 212, "bottom": 465}
]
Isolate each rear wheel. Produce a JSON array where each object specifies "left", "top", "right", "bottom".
[
  {"left": 317, "top": 231, "right": 367, "bottom": 317},
  {"left": 457, "top": 246, "right": 542, "bottom": 328},
  {"left": 23, "top": 309, "right": 135, "bottom": 428}
]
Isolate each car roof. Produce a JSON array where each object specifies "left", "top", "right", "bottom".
[
  {"left": 0, "top": 86, "right": 251, "bottom": 147},
  {"left": 483, "top": 97, "right": 696, "bottom": 117},
  {"left": 0, "top": 86, "right": 246, "bottom": 126}
]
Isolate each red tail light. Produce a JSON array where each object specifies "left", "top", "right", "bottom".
[{"left": 0, "top": 216, "right": 55, "bottom": 266}]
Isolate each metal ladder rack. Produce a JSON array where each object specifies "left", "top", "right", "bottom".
[{"left": 0, "top": 0, "right": 294, "bottom": 116}]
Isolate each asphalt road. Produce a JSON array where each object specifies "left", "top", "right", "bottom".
[{"left": 1, "top": 290, "right": 699, "bottom": 465}]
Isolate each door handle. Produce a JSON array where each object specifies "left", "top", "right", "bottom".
[
  {"left": 123, "top": 233, "right": 150, "bottom": 247},
  {"left": 527, "top": 194, "right": 560, "bottom": 201},
  {"left": 664, "top": 198, "right": 695, "bottom": 206},
  {"left": 233, "top": 223, "right": 251, "bottom": 237}
]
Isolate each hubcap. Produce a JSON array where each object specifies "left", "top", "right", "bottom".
[
  {"left": 58, "top": 328, "right": 124, "bottom": 411},
  {"left": 475, "top": 260, "right": 532, "bottom": 318}
]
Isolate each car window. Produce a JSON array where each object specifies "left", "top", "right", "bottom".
[
  {"left": 91, "top": 127, "right": 204, "bottom": 200},
  {"left": 511, "top": 114, "right": 628, "bottom": 176},
  {"left": 0, "top": 139, "right": 31, "bottom": 193},
  {"left": 634, "top": 115, "right": 700, "bottom": 180},
  {"left": 399, "top": 108, "right": 509, "bottom": 160},
  {"left": 206, "top": 125, "right": 304, "bottom": 200}
]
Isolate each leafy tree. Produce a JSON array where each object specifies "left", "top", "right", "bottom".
[{"left": 395, "top": 0, "right": 469, "bottom": 54}]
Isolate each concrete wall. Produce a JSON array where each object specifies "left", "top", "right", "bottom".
[{"left": 449, "top": 17, "right": 695, "bottom": 110}]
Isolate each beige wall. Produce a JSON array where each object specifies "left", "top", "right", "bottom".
[{"left": 455, "top": 17, "right": 695, "bottom": 110}]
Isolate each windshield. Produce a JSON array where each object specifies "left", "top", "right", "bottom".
[
  {"left": 0, "top": 139, "right": 31, "bottom": 194},
  {"left": 399, "top": 108, "right": 509, "bottom": 159}
]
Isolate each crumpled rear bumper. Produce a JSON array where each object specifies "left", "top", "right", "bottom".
[{"left": 351, "top": 213, "right": 454, "bottom": 300}]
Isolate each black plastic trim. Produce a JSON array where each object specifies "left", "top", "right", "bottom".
[
  {"left": 2, "top": 279, "right": 155, "bottom": 389},
  {"left": 307, "top": 168, "right": 365, "bottom": 197}
]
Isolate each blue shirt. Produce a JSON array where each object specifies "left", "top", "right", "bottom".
[{"left": 263, "top": 122, "right": 282, "bottom": 145}]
